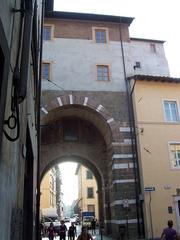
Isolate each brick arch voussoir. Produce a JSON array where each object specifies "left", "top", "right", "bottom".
[
  {"left": 43, "top": 94, "right": 111, "bottom": 121},
  {"left": 41, "top": 93, "right": 120, "bottom": 147}
]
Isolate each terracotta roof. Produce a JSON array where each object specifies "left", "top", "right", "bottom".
[
  {"left": 127, "top": 75, "right": 180, "bottom": 83},
  {"left": 45, "top": 11, "right": 134, "bottom": 25}
]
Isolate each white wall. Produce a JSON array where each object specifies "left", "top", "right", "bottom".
[
  {"left": 129, "top": 40, "right": 170, "bottom": 76},
  {"left": 42, "top": 38, "right": 170, "bottom": 92}
]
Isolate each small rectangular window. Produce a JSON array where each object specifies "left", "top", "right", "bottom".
[
  {"left": 86, "top": 170, "right": 93, "bottom": 179},
  {"left": 168, "top": 206, "right": 173, "bottom": 214},
  {"left": 164, "top": 101, "right": 179, "bottom": 122},
  {"left": 43, "top": 26, "right": 52, "bottom": 40},
  {"left": 169, "top": 144, "right": 180, "bottom": 169},
  {"left": 92, "top": 27, "right": 109, "bottom": 43},
  {"left": 87, "top": 205, "right": 95, "bottom": 212},
  {"left": 150, "top": 43, "right": 156, "bottom": 53},
  {"left": 176, "top": 189, "right": 180, "bottom": 195},
  {"left": 63, "top": 119, "right": 78, "bottom": 142},
  {"left": 87, "top": 187, "right": 94, "bottom": 198},
  {"left": 97, "top": 65, "right": 110, "bottom": 81},
  {"left": 42, "top": 63, "right": 50, "bottom": 80},
  {"left": 95, "top": 29, "right": 106, "bottom": 43}
]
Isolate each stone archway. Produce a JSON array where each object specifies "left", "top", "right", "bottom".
[
  {"left": 41, "top": 154, "right": 105, "bottom": 227},
  {"left": 40, "top": 93, "right": 141, "bottom": 238}
]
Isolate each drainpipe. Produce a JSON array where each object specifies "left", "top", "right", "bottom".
[
  {"left": 119, "top": 18, "right": 144, "bottom": 238},
  {"left": 36, "top": 0, "right": 45, "bottom": 239},
  {"left": 126, "top": 76, "right": 145, "bottom": 238},
  {"left": 18, "top": 0, "right": 35, "bottom": 103}
]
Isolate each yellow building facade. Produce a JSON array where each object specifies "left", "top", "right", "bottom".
[
  {"left": 40, "top": 168, "right": 56, "bottom": 209},
  {"left": 130, "top": 76, "right": 180, "bottom": 238},
  {"left": 76, "top": 164, "right": 99, "bottom": 221}
]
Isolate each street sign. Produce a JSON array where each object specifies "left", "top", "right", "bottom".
[{"left": 144, "top": 187, "right": 155, "bottom": 192}]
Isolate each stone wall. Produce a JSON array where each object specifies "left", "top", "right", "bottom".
[{"left": 41, "top": 90, "right": 142, "bottom": 238}]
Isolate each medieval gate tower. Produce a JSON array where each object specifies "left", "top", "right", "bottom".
[{"left": 40, "top": 8, "right": 169, "bottom": 238}]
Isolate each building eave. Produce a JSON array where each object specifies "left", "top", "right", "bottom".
[
  {"left": 45, "top": 11, "right": 134, "bottom": 25},
  {"left": 131, "top": 37, "right": 165, "bottom": 44},
  {"left": 127, "top": 75, "right": 180, "bottom": 83}
]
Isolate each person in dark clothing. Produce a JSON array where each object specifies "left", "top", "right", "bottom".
[
  {"left": 59, "top": 220, "right": 67, "bottom": 240},
  {"left": 77, "top": 226, "right": 93, "bottom": 240},
  {"left": 68, "top": 222, "right": 77, "bottom": 240},
  {"left": 47, "top": 222, "right": 55, "bottom": 240},
  {"left": 161, "top": 220, "right": 179, "bottom": 240},
  {"left": 91, "top": 218, "right": 96, "bottom": 235}
]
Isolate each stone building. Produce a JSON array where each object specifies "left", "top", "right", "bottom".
[
  {"left": 40, "top": 165, "right": 64, "bottom": 219},
  {"left": 0, "top": 0, "right": 49, "bottom": 239},
  {"left": 40, "top": 168, "right": 57, "bottom": 209},
  {"left": 40, "top": 7, "right": 171, "bottom": 239},
  {"left": 75, "top": 164, "right": 99, "bottom": 221}
]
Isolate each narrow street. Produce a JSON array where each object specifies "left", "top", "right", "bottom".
[{"left": 42, "top": 224, "right": 114, "bottom": 240}]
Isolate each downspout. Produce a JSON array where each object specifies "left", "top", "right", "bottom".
[
  {"left": 126, "top": 76, "right": 145, "bottom": 238},
  {"left": 119, "top": 18, "right": 144, "bottom": 237},
  {"left": 18, "top": 0, "right": 35, "bottom": 103},
  {"left": 36, "top": 0, "right": 45, "bottom": 239}
]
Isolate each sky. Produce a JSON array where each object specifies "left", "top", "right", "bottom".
[
  {"left": 59, "top": 162, "right": 78, "bottom": 205},
  {"left": 54, "top": 0, "right": 180, "bottom": 78}
]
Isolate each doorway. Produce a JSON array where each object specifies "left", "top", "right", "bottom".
[
  {"left": 23, "top": 127, "right": 34, "bottom": 240},
  {"left": 174, "top": 196, "right": 180, "bottom": 233}
]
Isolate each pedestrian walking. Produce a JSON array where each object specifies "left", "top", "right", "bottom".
[
  {"left": 91, "top": 218, "right": 96, "bottom": 235},
  {"left": 40, "top": 221, "right": 45, "bottom": 238},
  {"left": 77, "top": 226, "right": 93, "bottom": 240},
  {"left": 47, "top": 222, "right": 55, "bottom": 240},
  {"left": 161, "top": 220, "right": 179, "bottom": 240},
  {"left": 68, "top": 222, "right": 77, "bottom": 240},
  {"left": 59, "top": 220, "right": 67, "bottom": 240}
]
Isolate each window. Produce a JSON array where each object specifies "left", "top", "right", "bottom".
[
  {"left": 169, "top": 144, "right": 180, "bottom": 169},
  {"left": 87, "top": 187, "right": 94, "bottom": 198},
  {"left": 176, "top": 189, "right": 180, "bottom": 195},
  {"left": 150, "top": 43, "right": 156, "bottom": 53},
  {"left": 164, "top": 101, "right": 179, "bottom": 122},
  {"left": 92, "top": 27, "right": 108, "bottom": 43},
  {"left": 87, "top": 205, "right": 95, "bottom": 212},
  {"left": 168, "top": 206, "right": 173, "bottom": 214},
  {"left": 42, "top": 62, "right": 50, "bottom": 80},
  {"left": 95, "top": 29, "right": 106, "bottom": 43},
  {"left": 86, "top": 170, "right": 93, "bottom": 179},
  {"left": 63, "top": 119, "right": 79, "bottom": 141},
  {"left": 97, "top": 65, "right": 110, "bottom": 81},
  {"left": 43, "top": 26, "right": 53, "bottom": 40}
]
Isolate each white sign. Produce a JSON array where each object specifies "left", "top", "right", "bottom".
[{"left": 145, "top": 187, "right": 155, "bottom": 192}]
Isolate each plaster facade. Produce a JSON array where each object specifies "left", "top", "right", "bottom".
[
  {"left": 40, "top": 168, "right": 57, "bottom": 209},
  {"left": 132, "top": 79, "right": 180, "bottom": 238},
  {"left": 76, "top": 165, "right": 99, "bottom": 220}
]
